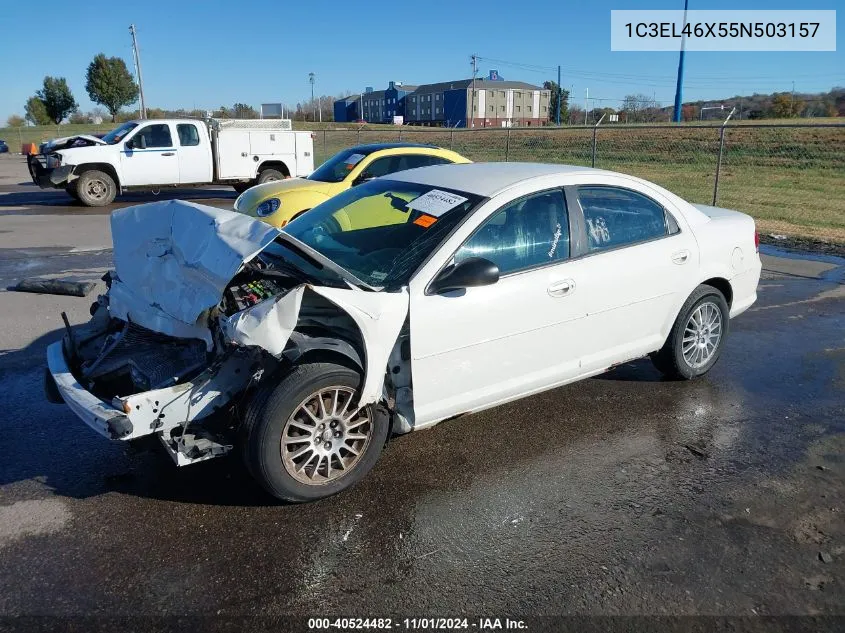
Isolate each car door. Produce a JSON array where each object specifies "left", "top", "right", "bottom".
[
  {"left": 408, "top": 188, "right": 592, "bottom": 427},
  {"left": 567, "top": 182, "right": 700, "bottom": 373},
  {"left": 176, "top": 122, "right": 211, "bottom": 184},
  {"left": 120, "top": 123, "right": 179, "bottom": 186}
]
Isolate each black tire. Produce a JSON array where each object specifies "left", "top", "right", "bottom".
[
  {"left": 233, "top": 182, "right": 252, "bottom": 194},
  {"left": 75, "top": 169, "right": 117, "bottom": 207},
  {"left": 65, "top": 184, "right": 80, "bottom": 202},
  {"left": 256, "top": 168, "right": 285, "bottom": 185},
  {"left": 243, "top": 362, "right": 387, "bottom": 502},
  {"left": 650, "top": 285, "right": 730, "bottom": 380}
]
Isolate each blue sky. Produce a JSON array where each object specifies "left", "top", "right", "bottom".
[{"left": 0, "top": 0, "right": 841, "bottom": 122}]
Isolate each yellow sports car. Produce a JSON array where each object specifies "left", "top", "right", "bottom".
[{"left": 233, "top": 143, "right": 471, "bottom": 227}]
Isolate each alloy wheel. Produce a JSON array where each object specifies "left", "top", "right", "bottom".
[{"left": 280, "top": 386, "right": 372, "bottom": 484}]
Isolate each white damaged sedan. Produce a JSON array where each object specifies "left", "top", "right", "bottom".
[{"left": 45, "top": 163, "right": 761, "bottom": 502}]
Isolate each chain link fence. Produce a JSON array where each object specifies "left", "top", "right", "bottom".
[{"left": 315, "top": 123, "right": 844, "bottom": 237}]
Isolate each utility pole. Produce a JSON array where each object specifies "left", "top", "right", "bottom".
[
  {"left": 129, "top": 24, "right": 146, "bottom": 119},
  {"left": 309, "top": 72, "right": 316, "bottom": 121},
  {"left": 584, "top": 88, "right": 588, "bottom": 125},
  {"left": 470, "top": 54, "right": 478, "bottom": 128},
  {"left": 556, "top": 65, "right": 561, "bottom": 126},
  {"left": 672, "top": 0, "right": 690, "bottom": 123},
  {"left": 791, "top": 80, "right": 795, "bottom": 113}
]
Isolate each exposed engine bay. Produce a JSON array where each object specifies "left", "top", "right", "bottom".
[{"left": 45, "top": 200, "right": 411, "bottom": 466}]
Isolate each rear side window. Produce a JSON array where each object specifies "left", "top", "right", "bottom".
[
  {"left": 400, "top": 154, "right": 453, "bottom": 170},
  {"left": 134, "top": 124, "right": 172, "bottom": 148},
  {"left": 177, "top": 124, "right": 200, "bottom": 146},
  {"left": 577, "top": 186, "right": 675, "bottom": 252},
  {"left": 454, "top": 189, "right": 569, "bottom": 275}
]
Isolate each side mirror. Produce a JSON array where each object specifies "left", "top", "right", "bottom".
[
  {"left": 428, "top": 257, "right": 500, "bottom": 295},
  {"left": 127, "top": 135, "right": 146, "bottom": 150}
]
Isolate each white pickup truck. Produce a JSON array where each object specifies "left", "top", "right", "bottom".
[{"left": 27, "top": 118, "right": 315, "bottom": 206}]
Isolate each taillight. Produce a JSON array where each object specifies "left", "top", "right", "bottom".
[{"left": 754, "top": 229, "right": 759, "bottom": 252}]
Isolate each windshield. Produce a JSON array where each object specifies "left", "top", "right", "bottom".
[
  {"left": 102, "top": 121, "right": 139, "bottom": 145},
  {"left": 307, "top": 148, "right": 372, "bottom": 183},
  {"left": 283, "top": 179, "right": 482, "bottom": 289}
]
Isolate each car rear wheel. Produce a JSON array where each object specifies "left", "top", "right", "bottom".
[
  {"left": 233, "top": 182, "right": 252, "bottom": 194},
  {"left": 243, "top": 362, "right": 387, "bottom": 502},
  {"left": 65, "top": 184, "right": 80, "bottom": 201},
  {"left": 650, "top": 285, "right": 729, "bottom": 380},
  {"left": 75, "top": 170, "right": 116, "bottom": 207},
  {"left": 257, "top": 168, "right": 284, "bottom": 185}
]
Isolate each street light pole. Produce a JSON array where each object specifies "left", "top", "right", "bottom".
[
  {"left": 129, "top": 24, "right": 147, "bottom": 120},
  {"left": 309, "top": 72, "right": 316, "bottom": 121},
  {"left": 672, "top": 0, "right": 689, "bottom": 123}
]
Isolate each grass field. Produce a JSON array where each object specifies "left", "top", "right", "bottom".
[{"left": 3, "top": 120, "right": 842, "bottom": 242}]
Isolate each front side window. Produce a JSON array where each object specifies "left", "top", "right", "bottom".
[
  {"left": 284, "top": 179, "right": 482, "bottom": 288},
  {"left": 577, "top": 186, "right": 676, "bottom": 252},
  {"left": 133, "top": 124, "right": 172, "bottom": 148},
  {"left": 454, "top": 189, "right": 570, "bottom": 275},
  {"left": 177, "top": 124, "right": 200, "bottom": 146}
]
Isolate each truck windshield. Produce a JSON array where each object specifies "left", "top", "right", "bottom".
[
  {"left": 307, "top": 148, "right": 372, "bottom": 183},
  {"left": 102, "top": 122, "right": 139, "bottom": 145},
  {"left": 283, "top": 179, "right": 482, "bottom": 289}
]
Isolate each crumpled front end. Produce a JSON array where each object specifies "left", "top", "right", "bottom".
[{"left": 46, "top": 200, "right": 410, "bottom": 465}]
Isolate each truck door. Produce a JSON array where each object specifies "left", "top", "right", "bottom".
[
  {"left": 120, "top": 123, "right": 179, "bottom": 186},
  {"left": 176, "top": 122, "right": 212, "bottom": 184}
]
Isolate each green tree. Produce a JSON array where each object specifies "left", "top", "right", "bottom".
[
  {"left": 85, "top": 54, "right": 140, "bottom": 122},
  {"left": 6, "top": 114, "right": 26, "bottom": 127},
  {"left": 24, "top": 95, "right": 51, "bottom": 125},
  {"left": 771, "top": 93, "right": 802, "bottom": 118},
  {"left": 36, "top": 76, "right": 78, "bottom": 124},
  {"left": 543, "top": 80, "right": 569, "bottom": 124},
  {"left": 232, "top": 103, "right": 259, "bottom": 118}
]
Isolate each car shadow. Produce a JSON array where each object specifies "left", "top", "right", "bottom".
[
  {"left": 0, "top": 187, "right": 238, "bottom": 212},
  {"left": 593, "top": 357, "right": 671, "bottom": 382}
]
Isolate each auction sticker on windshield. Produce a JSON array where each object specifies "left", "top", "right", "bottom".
[{"left": 406, "top": 189, "right": 469, "bottom": 217}]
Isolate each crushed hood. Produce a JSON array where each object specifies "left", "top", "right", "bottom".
[
  {"left": 109, "top": 200, "right": 281, "bottom": 344},
  {"left": 41, "top": 134, "right": 107, "bottom": 153},
  {"left": 107, "top": 201, "right": 410, "bottom": 409}
]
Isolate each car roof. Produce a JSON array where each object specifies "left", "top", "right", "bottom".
[
  {"left": 349, "top": 142, "right": 437, "bottom": 153},
  {"left": 389, "top": 162, "right": 610, "bottom": 197}
]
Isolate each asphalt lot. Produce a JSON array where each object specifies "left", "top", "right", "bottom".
[{"left": 0, "top": 154, "right": 843, "bottom": 626}]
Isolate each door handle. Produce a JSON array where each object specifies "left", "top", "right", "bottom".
[
  {"left": 161, "top": 152, "right": 175, "bottom": 157},
  {"left": 672, "top": 250, "right": 690, "bottom": 265},
  {"left": 548, "top": 279, "right": 575, "bottom": 297}
]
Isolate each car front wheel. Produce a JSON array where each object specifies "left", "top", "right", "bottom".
[
  {"left": 243, "top": 362, "right": 388, "bottom": 502},
  {"left": 75, "top": 170, "right": 117, "bottom": 207},
  {"left": 650, "top": 285, "right": 729, "bottom": 380}
]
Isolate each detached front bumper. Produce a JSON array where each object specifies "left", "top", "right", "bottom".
[
  {"left": 45, "top": 341, "right": 134, "bottom": 440},
  {"left": 27, "top": 155, "right": 74, "bottom": 189}
]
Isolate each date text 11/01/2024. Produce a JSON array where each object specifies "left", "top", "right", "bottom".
[{"left": 307, "top": 618, "right": 528, "bottom": 630}]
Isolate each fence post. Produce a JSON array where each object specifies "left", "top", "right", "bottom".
[
  {"left": 322, "top": 130, "right": 327, "bottom": 161},
  {"left": 357, "top": 128, "right": 361, "bottom": 144},
  {"left": 450, "top": 129, "right": 454, "bottom": 150},
  {"left": 398, "top": 129, "right": 402, "bottom": 142},
  {"left": 591, "top": 113, "right": 606, "bottom": 168},
  {"left": 505, "top": 128, "right": 511, "bottom": 161},
  {"left": 712, "top": 107, "right": 736, "bottom": 206}
]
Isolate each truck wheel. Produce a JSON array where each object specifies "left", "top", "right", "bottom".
[
  {"left": 65, "top": 184, "right": 80, "bottom": 202},
  {"left": 76, "top": 170, "right": 117, "bottom": 207},
  {"left": 243, "top": 362, "right": 388, "bottom": 503},
  {"left": 257, "top": 168, "right": 284, "bottom": 185},
  {"left": 650, "top": 285, "right": 729, "bottom": 380}
]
